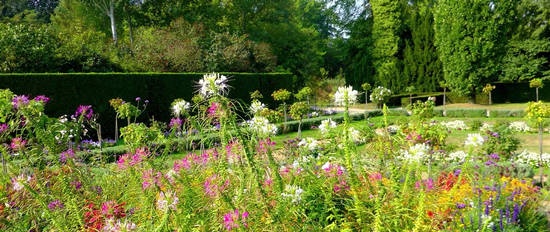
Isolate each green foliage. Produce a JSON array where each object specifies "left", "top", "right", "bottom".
[
  {"left": 370, "top": 0, "right": 402, "bottom": 91},
  {"left": 529, "top": 78, "right": 544, "bottom": 89},
  {"left": 272, "top": 89, "right": 292, "bottom": 102},
  {"left": 120, "top": 123, "right": 163, "bottom": 149},
  {"left": 433, "top": 0, "right": 515, "bottom": 98},
  {"left": 0, "top": 23, "right": 58, "bottom": 72},
  {"left": 369, "top": 86, "right": 392, "bottom": 106},
  {"left": 481, "top": 125, "right": 521, "bottom": 158}
]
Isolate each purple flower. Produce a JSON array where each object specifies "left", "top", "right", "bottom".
[
  {"left": 12, "top": 95, "right": 29, "bottom": 109},
  {"left": 454, "top": 169, "right": 462, "bottom": 176},
  {"left": 169, "top": 118, "right": 183, "bottom": 130},
  {"left": 135, "top": 97, "right": 141, "bottom": 102},
  {"left": 73, "top": 105, "right": 93, "bottom": 120},
  {"left": 489, "top": 153, "right": 500, "bottom": 161},
  {"left": 0, "top": 123, "right": 8, "bottom": 133},
  {"left": 144, "top": 100, "right": 149, "bottom": 104},
  {"left": 71, "top": 181, "right": 82, "bottom": 190},
  {"left": 48, "top": 199, "right": 64, "bottom": 211},
  {"left": 33, "top": 95, "right": 50, "bottom": 104},
  {"left": 59, "top": 149, "right": 75, "bottom": 164},
  {"left": 456, "top": 203, "right": 466, "bottom": 209}
]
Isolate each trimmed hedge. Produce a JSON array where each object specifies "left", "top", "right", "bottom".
[{"left": 0, "top": 73, "right": 294, "bottom": 138}]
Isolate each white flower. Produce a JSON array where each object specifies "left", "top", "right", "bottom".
[
  {"left": 348, "top": 127, "right": 365, "bottom": 143},
  {"left": 446, "top": 150, "right": 468, "bottom": 163},
  {"left": 281, "top": 185, "right": 304, "bottom": 204},
  {"left": 400, "top": 143, "right": 431, "bottom": 162},
  {"left": 318, "top": 119, "right": 337, "bottom": 135},
  {"left": 479, "top": 123, "right": 494, "bottom": 132},
  {"left": 171, "top": 99, "right": 190, "bottom": 117},
  {"left": 311, "top": 111, "right": 319, "bottom": 117},
  {"left": 465, "top": 133, "right": 485, "bottom": 147},
  {"left": 441, "top": 120, "right": 469, "bottom": 130},
  {"left": 369, "top": 86, "right": 392, "bottom": 103},
  {"left": 514, "top": 150, "right": 550, "bottom": 167},
  {"left": 334, "top": 86, "right": 359, "bottom": 106},
  {"left": 247, "top": 116, "right": 277, "bottom": 137},
  {"left": 197, "top": 72, "right": 229, "bottom": 97},
  {"left": 102, "top": 218, "right": 137, "bottom": 232},
  {"left": 156, "top": 190, "right": 179, "bottom": 211},
  {"left": 11, "top": 174, "right": 31, "bottom": 191},
  {"left": 249, "top": 100, "right": 265, "bottom": 115},
  {"left": 508, "top": 121, "right": 531, "bottom": 132},
  {"left": 298, "top": 137, "right": 319, "bottom": 151}
]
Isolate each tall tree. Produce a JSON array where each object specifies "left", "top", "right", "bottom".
[
  {"left": 433, "top": 0, "right": 514, "bottom": 100},
  {"left": 370, "top": 0, "right": 403, "bottom": 91},
  {"left": 344, "top": 3, "right": 375, "bottom": 89},
  {"left": 80, "top": 0, "right": 120, "bottom": 44},
  {"left": 401, "top": 0, "right": 442, "bottom": 92},
  {"left": 501, "top": 0, "right": 550, "bottom": 82}
]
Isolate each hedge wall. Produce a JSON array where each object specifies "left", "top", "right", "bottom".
[{"left": 0, "top": 73, "right": 294, "bottom": 138}]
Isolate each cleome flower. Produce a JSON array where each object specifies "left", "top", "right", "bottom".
[
  {"left": 318, "top": 119, "right": 337, "bottom": 135},
  {"left": 249, "top": 100, "right": 265, "bottom": 115},
  {"left": 508, "top": 121, "right": 531, "bottom": 132},
  {"left": 247, "top": 116, "right": 278, "bottom": 137},
  {"left": 399, "top": 143, "right": 431, "bottom": 163},
  {"left": 171, "top": 99, "right": 190, "bottom": 117},
  {"left": 281, "top": 184, "right": 304, "bottom": 204},
  {"left": 334, "top": 86, "right": 359, "bottom": 106},
  {"left": 298, "top": 137, "right": 319, "bottom": 151},
  {"left": 197, "top": 72, "right": 229, "bottom": 98},
  {"left": 464, "top": 133, "right": 485, "bottom": 147}
]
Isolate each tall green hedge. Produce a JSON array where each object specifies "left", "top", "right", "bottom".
[{"left": 0, "top": 73, "right": 294, "bottom": 138}]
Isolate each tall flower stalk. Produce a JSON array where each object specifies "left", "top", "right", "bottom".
[{"left": 334, "top": 86, "right": 363, "bottom": 220}]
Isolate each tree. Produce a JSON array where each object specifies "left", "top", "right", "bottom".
[
  {"left": 433, "top": 0, "right": 514, "bottom": 101},
  {"left": 529, "top": 78, "right": 544, "bottom": 101},
  {"left": 80, "top": 0, "right": 121, "bottom": 44},
  {"left": 370, "top": 0, "right": 403, "bottom": 91},
  {"left": 401, "top": 0, "right": 443, "bottom": 92},
  {"left": 482, "top": 83, "right": 495, "bottom": 105},
  {"left": 0, "top": 23, "right": 58, "bottom": 72},
  {"left": 501, "top": 0, "right": 550, "bottom": 83}
]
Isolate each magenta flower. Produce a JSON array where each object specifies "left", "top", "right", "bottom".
[
  {"left": 223, "top": 209, "right": 249, "bottom": 231},
  {"left": 48, "top": 199, "right": 64, "bottom": 211},
  {"left": 12, "top": 95, "right": 29, "bottom": 109},
  {"left": 0, "top": 123, "right": 8, "bottom": 134},
  {"left": 207, "top": 102, "right": 220, "bottom": 118},
  {"left": 173, "top": 156, "right": 191, "bottom": 173},
  {"left": 33, "top": 95, "right": 50, "bottom": 104},
  {"left": 169, "top": 118, "right": 183, "bottom": 130},
  {"left": 59, "top": 149, "right": 75, "bottom": 164},
  {"left": 10, "top": 137, "right": 26, "bottom": 151},
  {"left": 73, "top": 105, "right": 93, "bottom": 120}
]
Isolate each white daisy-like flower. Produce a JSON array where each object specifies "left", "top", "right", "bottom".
[
  {"left": 171, "top": 99, "right": 190, "bottom": 117},
  {"left": 249, "top": 100, "right": 265, "bottom": 115},
  {"left": 334, "top": 86, "right": 359, "bottom": 106},
  {"left": 464, "top": 133, "right": 485, "bottom": 147},
  {"left": 247, "top": 116, "right": 278, "bottom": 137},
  {"left": 197, "top": 72, "right": 229, "bottom": 98},
  {"left": 514, "top": 150, "right": 550, "bottom": 167},
  {"left": 298, "top": 137, "right": 319, "bottom": 151},
  {"left": 318, "top": 119, "right": 337, "bottom": 135}
]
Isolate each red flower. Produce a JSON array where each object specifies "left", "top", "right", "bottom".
[{"left": 427, "top": 210, "right": 435, "bottom": 218}]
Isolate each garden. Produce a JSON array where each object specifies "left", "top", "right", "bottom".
[{"left": 1, "top": 73, "right": 549, "bottom": 231}]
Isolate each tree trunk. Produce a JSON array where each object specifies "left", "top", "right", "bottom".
[
  {"left": 108, "top": 1, "right": 117, "bottom": 45},
  {"left": 536, "top": 87, "right": 539, "bottom": 101}
]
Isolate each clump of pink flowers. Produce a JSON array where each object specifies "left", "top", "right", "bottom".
[{"left": 223, "top": 209, "right": 249, "bottom": 231}]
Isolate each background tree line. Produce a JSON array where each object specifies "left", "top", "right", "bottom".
[{"left": 0, "top": 0, "right": 549, "bottom": 99}]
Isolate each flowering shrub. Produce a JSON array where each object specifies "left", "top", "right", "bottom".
[
  {"left": 369, "top": 86, "right": 391, "bottom": 105},
  {"left": 0, "top": 78, "right": 547, "bottom": 231}
]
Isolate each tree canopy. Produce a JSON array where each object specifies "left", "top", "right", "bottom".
[{"left": 0, "top": 0, "right": 548, "bottom": 98}]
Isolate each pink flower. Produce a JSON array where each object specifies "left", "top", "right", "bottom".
[
  {"left": 204, "top": 174, "right": 229, "bottom": 198},
  {"left": 169, "top": 118, "right": 183, "bottom": 130},
  {"left": 10, "top": 137, "right": 26, "bottom": 151},
  {"left": 142, "top": 169, "right": 163, "bottom": 190},
  {"left": 0, "top": 123, "right": 8, "bottom": 134},
  {"left": 223, "top": 209, "right": 249, "bottom": 230}
]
